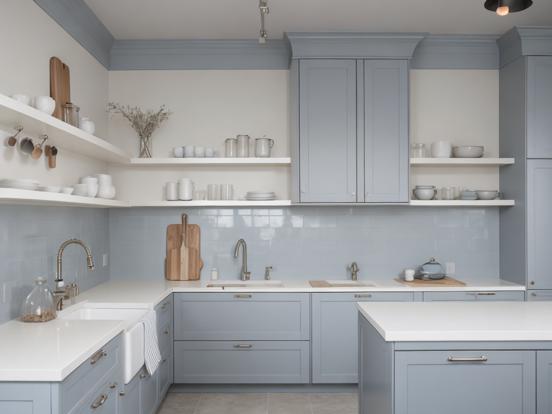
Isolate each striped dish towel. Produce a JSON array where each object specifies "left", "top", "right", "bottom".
[{"left": 142, "top": 310, "right": 162, "bottom": 375}]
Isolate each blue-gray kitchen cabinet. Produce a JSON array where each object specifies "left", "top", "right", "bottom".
[
  {"left": 538, "top": 351, "right": 552, "bottom": 414},
  {"left": 298, "top": 59, "right": 358, "bottom": 202},
  {"left": 155, "top": 296, "right": 173, "bottom": 399},
  {"left": 528, "top": 290, "right": 552, "bottom": 301},
  {"left": 173, "top": 340, "right": 310, "bottom": 384},
  {"left": 139, "top": 368, "right": 158, "bottom": 414},
  {"left": 394, "top": 350, "right": 536, "bottom": 414},
  {"left": 0, "top": 383, "right": 51, "bottom": 414},
  {"left": 363, "top": 60, "right": 409, "bottom": 202},
  {"left": 173, "top": 293, "right": 310, "bottom": 341},
  {"left": 528, "top": 160, "right": 552, "bottom": 289},
  {"left": 527, "top": 57, "right": 552, "bottom": 159},
  {"left": 118, "top": 371, "right": 140, "bottom": 414},
  {"left": 423, "top": 290, "right": 525, "bottom": 302},
  {"left": 311, "top": 292, "right": 413, "bottom": 384}
]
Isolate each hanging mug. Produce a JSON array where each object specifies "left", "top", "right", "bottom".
[{"left": 255, "top": 137, "right": 274, "bottom": 158}]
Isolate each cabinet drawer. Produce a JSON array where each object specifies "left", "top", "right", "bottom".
[
  {"left": 158, "top": 320, "right": 172, "bottom": 358},
  {"left": 174, "top": 293, "right": 310, "bottom": 340},
  {"left": 528, "top": 290, "right": 552, "bottom": 301},
  {"left": 423, "top": 291, "right": 525, "bottom": 302},
  {"left": 68, "top": 363, "right": 120, "bottom": 414},
  {"left": 158, "top": 355, "right": 171, "bottom": 399},
  {"left": 395, "top": 350, "right": 536, "bottom": 414},
  {"left": 139, "top": 368, "right": 158, "bottom": 414},
  {"left": 174, "top": 341, "right": 310, "bottom": 384},
  {"left": 156, "top": 294, "right": 173, "bottom": 330},
  {"left": 60, "top": 335, "right": 122, "bottom": 413}
]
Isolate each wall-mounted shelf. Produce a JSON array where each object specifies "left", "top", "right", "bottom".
[
  {"left": 128, "top": 157, "right": 292, "bottom": 166},
  {"left": 0, "top": 94, "right": 131, "bottom": 163},
  {"left": 409, "top": 200, "right": 515, "bottom": 207},
  {"left": 132, "top": 200, "right": 292, "bottom": 207},
  {"left": 0, "top": 189, "right": 129, "bottom": 208},
  {"left": 410, "top": 158, "right": 515, "bottom": 166}
]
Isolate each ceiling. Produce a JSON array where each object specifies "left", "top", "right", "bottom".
[{"left": 84, "top": 0, "right": 552, "bottom": 40}]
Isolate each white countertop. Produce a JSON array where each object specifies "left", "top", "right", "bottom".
[
  {"left": 357, "top": 301, "right": 552, "bottom": 342},
  {"left": 0, "top": 277, "right": 525, "bottom": 382}
]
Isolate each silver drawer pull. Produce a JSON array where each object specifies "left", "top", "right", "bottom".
[
  {"left": 164, "top": 329, "right": 170, "bottom": 335},
  {"left": 233, "top": 344, "right": 253, "bottom": 349},
  {"left": 162, "top": 358, "right": 167, "bottom": 363},
  {"left": 91, "top": 394, "right": 108, "bottom": 409},
  {"left": 140, "top": 373, "right": 148, "bottom": 379},
  {"left": 234, "top": 294, "right": 252, "bottom": 299},
  {"left": 354, "top": 294, "right": 372, "bottom": 299},
  {"left": 90, "top": 349, "right": 107, "bottom": 365},
  {"left": 447, "top": 356, "right": 488, "bottom": 363},
  {"left": 109, "top": 382, "right": 118, "bottom": 389},
  {"left": 119, "top": 392, "right": 126, "bottom": 397},
  {"left": 476, "top": 292, "right": 496, "bottom": 296}
]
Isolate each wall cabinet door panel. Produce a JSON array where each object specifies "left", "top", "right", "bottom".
[
  {"left": 527, "top": 57, "right": 552, "bottom": 158},
  {"left": 299, "top": 59, "right": 358, "bottom": 202},
  {"left": 528, "top": 160, "right": 552, "bottom": 289},
  {"left": 538, "top": 351, "right": 552, "bottom": 414},
  {"left": 363, "top": 60, "right": 409, "bottom": 202}
]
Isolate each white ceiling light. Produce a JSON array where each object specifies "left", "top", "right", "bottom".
[{"left": 259, "top": 0, "right": 269, "bottom": 44}]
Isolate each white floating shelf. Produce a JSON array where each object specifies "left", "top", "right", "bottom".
[
  {"left": 0, "top": 94, "right": 130, "bottom": 163},
  {"left": 0, "top": 189, "right": 129, "bottom": 208},
  {"left": 410, "top": 158, "right": 515, "bottom": 166},
  {"left": 132, "top": 200, "right": 292, "bottom": 207},
  {"left": 128, "top": 157, "right": 291, "bottom": 166},
  {"left": 409, "top": 200, "right": 515, "bottom": 207}
]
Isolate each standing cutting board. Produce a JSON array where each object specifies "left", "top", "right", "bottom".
[
  {"left": 165, "top": 215, "right": 204, "bottom": 281},
  {"left": 50, "top": 57, "right": 70, "bottom": 120},
  {"left": 186, "top": 224, "right": 204, "bottom": 280},
  {"left": 165, "top": 223, "right": 182, "bottom": 281}
]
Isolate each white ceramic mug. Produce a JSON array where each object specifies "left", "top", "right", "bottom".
[
  {"left": 431, "top": 141, "right": 452, "bottom": 158},
  {"left": 178, "top": 178, "right": 193, "bottom": 201},
  {"left": 166, "top": 182, "right": 178, "bottom": 201},
  {"left": 404, "top": 269, "right": 415, "bottom": 282},
  {"left": 34, "top": 96, "right": 56, "bottom": 115},
  {"left": 184, "top": 145, "right": 195, "bottom": 158},
  {"left": 195, "top": 146, "right": 205, "bottom": 157},
  {"left": 255, "top": 138, "right": 274, "bottom": 157}
]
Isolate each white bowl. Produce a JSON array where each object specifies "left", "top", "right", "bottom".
[
  {"left": 98, "top": 185, "right": 116, "bottom": 199},
  {"left": 453, "top": 146, "right": 484, "bottom": 158},
  {"left": 11, "top": 94, "right": 31, "bottom": 106},
  {"left": 33, "top": 96, "right": 56, "bottom": 115},
  {"left": 38, "top": 186, "right": 61, "bottom": 193},
  {"left": 73, "top": 184, "right": 89, "bottom": 197},
  {"left": 80, "top": 176, "right": 99, "bottom": 185},
  {"left": 476, "top": 190, "right": 499, "bottom": 200},
  {"left": 414, "top": 188, "right": 436, "bottom": 200},
  {"left": 61, "top": 187, "right": 74, "bottom": 195}
]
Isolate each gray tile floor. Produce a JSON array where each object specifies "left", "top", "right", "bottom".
[{"left": 158, "top": 392, "right": 358, "bottom": 414}]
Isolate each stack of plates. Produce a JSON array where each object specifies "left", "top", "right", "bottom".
[
  {"left": 245, "top": 191, "right": 276, "bottom": 201},
  {"left": 0, "top": 179, "right": 39, "bottom": 191}
]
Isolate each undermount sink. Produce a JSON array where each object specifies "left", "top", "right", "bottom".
[
  {"left": 59, "top": 305, "right": 147, "bottom": 384},
  {"left": 206, "top": 280, "right": 285, "bottom": 288}
]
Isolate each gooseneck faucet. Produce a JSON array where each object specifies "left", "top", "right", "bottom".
[
  {"left": 233, "top": 239, "right": 251, "bottom": 281},
  {"left": 54, "top": 239, "right": 95, "bottom": 310},
  {"left": 349, "top": 262, "right": 360, "bottom": 281}
]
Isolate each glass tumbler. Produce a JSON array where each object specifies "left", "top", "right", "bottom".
[
  {"left": 207, "top": 184, "right": 221, "bottom": 200},
  {"left": 225, "top": 138, "right": 237, "bottom": 157},
  {"left": 237, "top": 135, "right": 250, "bottom": 157},
  {"left": 411, "top": 143, "right": 426, "bottom": 158}
]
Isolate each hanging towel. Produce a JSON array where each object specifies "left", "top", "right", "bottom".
[{"left": 141, "top": 310, "right": 162, "bottom": 375}]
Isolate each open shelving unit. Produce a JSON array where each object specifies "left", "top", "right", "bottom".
[
  {"left": 0, "top": 94, "right": 131, "bottom": 163},
  {"left": 128, "top": 157, "right": 291, "bottom": 166},
  {"left": 132, "top": 200, "right": 292, "bottom": 207},
  {"left": 0, "top": 189, "right": 129, "bottom": 208},
  {"left": 410, "top": 158, "right": 515, "bottom": 166},
  {"left": 409, "top": 200, "right": 515, "bottom": 207}
]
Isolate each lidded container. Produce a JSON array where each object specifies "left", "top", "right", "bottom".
[{"left": 20, "top": 277, "right": 57, "bottom": 322}]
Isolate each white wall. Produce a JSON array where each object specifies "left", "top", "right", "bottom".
[{"left": 0, "top": 0, "right": 110, "bottom": 186}]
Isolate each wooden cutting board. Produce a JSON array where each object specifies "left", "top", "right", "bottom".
[
  {"left": 186, "top": 224, "right": 204, "bottom": 280},
  {"left": 180, "top": 214, "right": 189, "bottom": 280},
  {"left": 165, "top": 224, "right": 182, "bottom": 280},
  {"left": 394, "top": 276, "right": 466, "bottom": 287},
  {"left": 50, "top": 57, "right": 70, "bottom": 120}
]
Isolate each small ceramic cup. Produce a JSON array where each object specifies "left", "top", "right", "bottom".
[{"left": 184, "top": 145, "right": 195, "bottom": 158}]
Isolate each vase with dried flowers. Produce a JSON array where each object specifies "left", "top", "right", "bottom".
[{"left": 107, "top": 103, "right": 171, "bottom": 158}]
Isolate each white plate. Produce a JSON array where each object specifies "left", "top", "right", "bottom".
[
  {"left": 0, "top": 179, "right": 40, "bottom": 191},
  {"left": 246, "top": 192, "right": 275, "bottom": 197}
]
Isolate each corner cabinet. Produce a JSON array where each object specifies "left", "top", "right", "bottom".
[{"left": 293, "top": 59, "right": 409, "bottom": 204}]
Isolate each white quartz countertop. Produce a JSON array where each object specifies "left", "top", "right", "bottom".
[
  {"left": 357, "top": 301, "right": 552, "bottom": 342},
  {"left": 0, "top": 277, "right": 524, "bottom": 382}
]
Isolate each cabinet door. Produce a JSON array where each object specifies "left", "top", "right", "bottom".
[
  {"left": 527, "top": 57, "right": 552, "bottom": 158},
  {"left": 312, "top": 292, "right": 413, "bottom": 384},
  {"left": 528, "top": 290, "right": 552, "bottom": 301},
  {"left": 423, "top": 291, "right": 525, "bottom": 302},
  {"left": 363, "top": 60, "right": 409, "bottom": 202},
  {"left": 528, "top": 160, "right": 552, "bottom": 289},
  {"left": 0, "top": 384, "right": 51, "bottom": 414},
  {"left": 139, "top": 369, "right": 158, "bottom": 414},
  {"left": 538, "top": 351, "right": 552, "bottom": 414},
  {"left": 395, "top": 350, "right": 536, "bottom": 414},
  {"left": 119, "top": 373, "right": 141, "bottom": 414},
  {"left": 299, "top": 59, "right": 358, "bottom": 202}
]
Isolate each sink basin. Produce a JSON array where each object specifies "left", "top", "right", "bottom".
[
  {"left": 310, "top": 280, "right": 376, "bottom": 288},
  {"left": 60, "top": 305, "right": 147, "bottom": 384},
  {"left": 206, "top": 280, "right": 284, "bottom": 288}
]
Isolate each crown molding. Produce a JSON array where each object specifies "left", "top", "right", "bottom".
[{"left": 498, "top": 26, "right": 552, "bottom": 67}]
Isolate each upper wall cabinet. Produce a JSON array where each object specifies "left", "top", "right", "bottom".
[
  {"left": 288, "top": 33, "right": 422, "bottom": 204},
  {"left": 298, "top": 60, "right": 358, "bottom": 202},
  {"left": 527, "top": 57, "right": 552, "bottom": 158}
]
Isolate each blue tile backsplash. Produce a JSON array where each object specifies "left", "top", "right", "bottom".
[
  {"left": 0, "top": 206, "right": 110, "bottom": 323},
  {"left": 109, "top": 207, "right": 500, "bottom": 282}
]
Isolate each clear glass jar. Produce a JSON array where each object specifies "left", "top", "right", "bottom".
[
  {"left": 20, "top": 277, "right": 56, "bottom": 322},
  {"left": 63, "top": 103, "right": 80, "bottom": 127},
  {"left": 225, "top": 138, "right": 237, "bottom": 157},
  {"left": 236, "top": 134, "right": 250, "bottom": 157},
  {"left": 411, "top": 143, "right": 426, "bottom": 158}
]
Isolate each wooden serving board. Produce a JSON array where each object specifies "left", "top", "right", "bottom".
[
  {"left": 165, "top": 218, "right": 204, "bottom": 281},
  {"left": 394, "top": 276, "right": 466, "bottom": 287},
  {"left": 165, "top": 224, "right": 182, "bottom": 280},
  {"left": 186, "top": 224, "right": 204, "bottom": 280},
  {"left": 50, "top": 57, "right": 70, "bottom": 120}
]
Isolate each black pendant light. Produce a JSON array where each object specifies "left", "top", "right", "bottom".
[{"left": 484, "top": 0, "right": 533, "bottom": 16}]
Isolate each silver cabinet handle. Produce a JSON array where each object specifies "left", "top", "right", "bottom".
[
  {"left": 162, "top": 358, "right": 167, "bottom": 363},
  {"left": 234, "top": 294, "right": 252, "bottom": 299},
  {"left": 476, "top": 292, "right": 496, "bottom": 296},
  {"left": 91, "top": 394, "right": 108, "bottom": 409},
  {"left": 109, "top": 382, "right": 118, "bottom": 389},
  {"left": 119, "top": 392, "right": 126, "bottom": 397},
  {"left": 233, "top": 344, "right": 253, "bottom": 349},
  {"left": 140, "top": 373, "right": 148, "bottom": 379},
  {"left": 354, "top": 294, "right": 372, "bottom": 299},
  {"left": 90, "top": 349, "right": 107, "bottom": 365},
  {"left": 164, "top": 329, "right": 170, "bottom": 335},
  {"left": 447, "top": 356, "right": 488, "bottom": 363}
]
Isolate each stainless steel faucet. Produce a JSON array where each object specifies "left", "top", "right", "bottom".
[
  {"left": 54, "top": 239, "right": 95, "bottom": 310},
  {"left": 233, "top": 239, "right": 251, "bottom": 281},
  {"left": 349, "top": 262, "right": 360, "bottom": 281}
]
